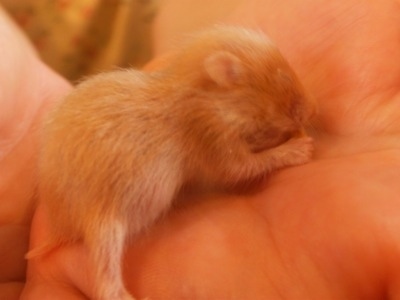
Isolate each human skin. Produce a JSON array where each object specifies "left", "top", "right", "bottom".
[
  {"left": 3, "top": 0, "right": 400, "bottom": 299},
  {"left": 0, "top": 7, "right": 72, "bottom": 300}
]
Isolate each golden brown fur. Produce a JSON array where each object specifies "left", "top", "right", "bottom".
[{"left": 27, "top": 26, "right": 315, "bottom": 300}]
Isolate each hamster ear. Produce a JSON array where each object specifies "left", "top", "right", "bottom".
[{"left": 204, "top": 51, "right": 243, "bottom": 87}]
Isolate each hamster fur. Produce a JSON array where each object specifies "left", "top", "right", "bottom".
[{"left": 27, "top": 25, "right": 315, "bottom": 300}]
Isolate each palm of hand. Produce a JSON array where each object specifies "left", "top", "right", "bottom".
[{"left": 22, "top": 0, "right": 400, "bottom": 299}]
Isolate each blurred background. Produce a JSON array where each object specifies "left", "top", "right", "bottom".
[
  {"left": 2, "top": 0, "right": 158, "bottom": 81},
  {"left": 1, "top": 0, "right": 243, "bottom": 82}
]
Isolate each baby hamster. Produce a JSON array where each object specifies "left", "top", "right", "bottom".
[{"left": 27, "top": 25, "right": 315, "bottom": 300}]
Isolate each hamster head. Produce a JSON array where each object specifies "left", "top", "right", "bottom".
[{"left": 172, "top": 26, "right": 316, "bottom": 153}]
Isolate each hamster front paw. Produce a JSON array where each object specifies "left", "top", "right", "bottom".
[
  {"left": 280, "top": 136, "right": 314, "bottom": 166},
  {"left": 274, "top": 136, "right": 314, "bottom": 167}
]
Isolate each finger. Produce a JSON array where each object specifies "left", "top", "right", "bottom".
[
  {"left": 227, "top": 0, "right": 400, "bottom": 135},
  {"left": 0, "top": 282, "right": 24, "bottom": 300},
  {"left": 24, "top": 205, "right": 91, "bottom": 300},
  {"left": 0, "top": 225, "right": 29, "bottom": 281},
  {"left": 153, "top": 0, "right": 400, "bottom": 136}
]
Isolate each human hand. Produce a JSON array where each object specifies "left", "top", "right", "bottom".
[
  {"left": 0, "top": 7, "right": 72, "bottom": 299},
  {"left": 22, "top": 0, "right": 400, "bottom": 299}
]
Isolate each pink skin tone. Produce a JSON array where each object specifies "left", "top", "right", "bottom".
[
  {"left": 0, "top": 7, "right": 72, "bottom": 299},
  {"left": 2, "top": 0, "right": 400, "bottom": 299}
]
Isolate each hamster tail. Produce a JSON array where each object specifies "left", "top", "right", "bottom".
[{"left": 25, "top": 241, "right": 61, "bottom": 260}]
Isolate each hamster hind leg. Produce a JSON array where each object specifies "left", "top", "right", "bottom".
[{"left": 85, "top": 218, "right": 135, "bottom": 300}]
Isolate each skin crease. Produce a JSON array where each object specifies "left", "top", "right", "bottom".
[{"left": 0, "top": 0, "right": 394, "bottom": 299}]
